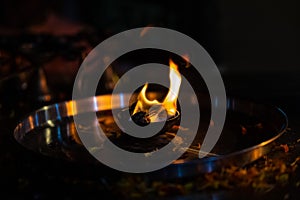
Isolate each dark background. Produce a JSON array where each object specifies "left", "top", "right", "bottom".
[
  {"left": 1, "top": 0, "right": 299, "bottom": 115},
  {"left": 0, "top": 0, "right": 300, "bottom": 199}
]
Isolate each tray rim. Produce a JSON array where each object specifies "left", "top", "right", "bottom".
[{"left": 13, "top": 93, "right": 288, "bottom": 179}]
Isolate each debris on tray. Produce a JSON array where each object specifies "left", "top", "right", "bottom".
[
  {"left": 255, "top": 123, "right": 263, "bottom": 129},
  {"left": 112, "top": 130, "right": 300, "bottom": 199},
  {"left": 280, "top": 144, "right": 290, "bottom": 153},
  {"left": 240, "top": 125, "right": 247, "bottom": 135}
]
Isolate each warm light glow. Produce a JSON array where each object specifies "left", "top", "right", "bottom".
[
  {"left": 182, "top": 54, "right": 191, "bottom": 68},
  {"left": 133, "top": 83, "right": 161, "bottom": 115},
  {"left": 162, "top": 59, "right": 182, "bottom": 116},
  {"left": 133, "top": 59, "right": 182, "bottom": 121},
  {"left": 182, "top": 54, "right": 189, "bottom": 63},
  {"left": 66, "top": 101, "right": 77, "bottom": 116},
  {"left": 140, "top": 25, "right": 154, "bottom": 37}
]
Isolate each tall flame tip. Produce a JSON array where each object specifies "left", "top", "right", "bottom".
[{"left": 133, "top": 58, "right": 182, "bottom": 119}]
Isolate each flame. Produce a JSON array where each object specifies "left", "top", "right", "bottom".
[
  {"left": 132, "top": 83, "right": 161, "bottom": 115},
  {"left": 133, "top": 59, "right": 182, "bottom": 121},
  {"left": 162, "top": 59, "right": 182, "bottom": 115}
]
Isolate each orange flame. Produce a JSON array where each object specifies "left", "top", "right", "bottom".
[
  {"left": 133, "top": 59, "right": 182, "bottom": 121},
  {"left": 162, "top": 59, "right": 182, "bottom": 115}
]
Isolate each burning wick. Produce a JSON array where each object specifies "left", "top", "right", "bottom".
[{"left": 131, "top": 59, "right": 182, "bottom": 126}]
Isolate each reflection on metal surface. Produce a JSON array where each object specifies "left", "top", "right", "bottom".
[
  {"left": 67, "top": 121, "right": 81, "bottom": 145},
  {"left": 45, "top": 128, "right": 52, "bottom": 145},
  {"left": 13, "top": 93, "right": 288, "bottom": 179}
]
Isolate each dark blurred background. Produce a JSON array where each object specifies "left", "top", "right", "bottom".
[{"left": 1, "top": 0, "right": 299, "bottom": 116}]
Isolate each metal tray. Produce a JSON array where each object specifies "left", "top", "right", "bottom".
[{"left": 14, "top": 93, "right": 288, "bottom": 179}]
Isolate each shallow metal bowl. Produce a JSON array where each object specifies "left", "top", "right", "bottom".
[{"left": 13, "top": 93, "right": 288, "bottom": 179}]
